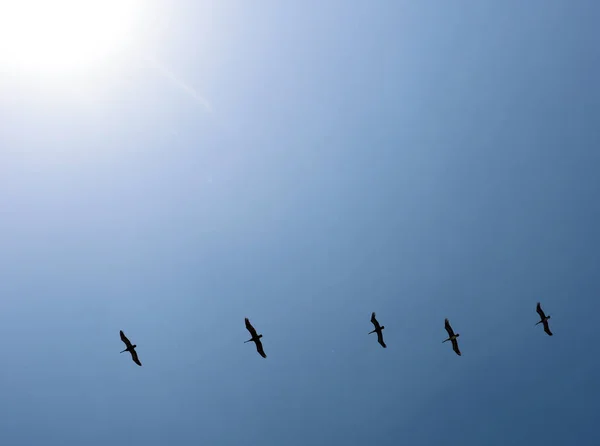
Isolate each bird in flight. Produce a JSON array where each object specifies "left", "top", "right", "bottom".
[
  {"left": 443, "top": 318, "right": 461, "bottom": 356},
  {"left": 368, "top": 312, "right": 386, "bottom": 348},
  {"left": 536, "top": 302, "right": 553, "bottom": 336},
  {"left": 120, "top": 330, "right": 142, "bottom": 366},
  {"left": 244, "top": 318, "right": 266, "bottom": 358}
]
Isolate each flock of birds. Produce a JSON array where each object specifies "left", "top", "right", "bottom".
[{"left": 118, "top": 302, "right": 554, "bottom": 366}]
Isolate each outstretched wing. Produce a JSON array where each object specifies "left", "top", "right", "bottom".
[
  {"left": 536, "top": 302, "right": 546, "bottom": 320},
  {"left": 542, "top": 320, "right": 553, "bottom": 336},
  {"left": 451, "top": 338, "right": 461, "bottom": 356},
  {"left": 377, "top": 331, "right": 387, "bottom": 348},
  {"left": 445, "top": 319, "right": 455, "bottom": 337},
  {"left": 120, "top": 330, "right": 133, "bottom": 349},
  {"left": 245, "top": 318, "right": 258, "bottom": 337},
  {"left": 371, "top": 312, "right": 381, "bottom": 330},
  {"left": 130, "top": 349, "right": 142, "bottom": 366},
  {"left": 254, "top": 338, "right": 267, "bottom": 358}
]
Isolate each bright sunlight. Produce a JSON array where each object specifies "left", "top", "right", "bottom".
[{"left": 0, "top": 0, "right": 140, "bottom": 75}]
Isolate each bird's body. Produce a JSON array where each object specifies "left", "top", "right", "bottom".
[
  {"left": 443, "top": 318, "right": 461, "bottom": 356},
  {"left": 369, "top": 312, "right": 386, "bottom": 348},
  {"left": 120, "top": 330, "right": 142, "bottom": 366},
  {"left": 536, "top": 302, "right": 553, "bottom": 336},
  {"left": 244, "top": 318, "right": 266, "bottom": 358}
]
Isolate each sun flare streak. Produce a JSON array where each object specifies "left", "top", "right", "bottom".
[{"left": 145, "top": 54, "right": 213, "bottom": 112}]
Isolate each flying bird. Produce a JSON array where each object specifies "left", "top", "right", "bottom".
[
  {"left": 120, "top": 330, "right": 142, "bottom": 366},
  {"left": 443, "top": 318, "right": 461, "bottom": 356},
  {"left": 244, "top": 318, "right": 266, "bottom": 358},
  {"left": 368, "top": 312, "right": 386, "bottom": 348},
  {"left": 536, "top": 302, "right": 553, "bottom": 336}
]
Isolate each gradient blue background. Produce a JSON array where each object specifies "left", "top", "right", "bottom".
[{"left": 1, "top": 1, "right": 599, "bottom": 445}]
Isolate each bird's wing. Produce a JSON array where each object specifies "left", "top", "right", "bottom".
[
  {"left": 120, "top": 330, "right": 132, "bottom": 348},
  {"left": 130, "top": 349, "right": 142, "bottom": 366},
  {"left": 445, "top": 319, "right": 455, "bottom": 337},
  {"left": 451, "top": 339, "right": 461, "bottom": 356},
  {"left": 536, "top": 302, "right": 546, "bottom": 319},
  {"left": 255, "top": 339, "right": 267, "bottom": 358},
  {"left": 245, "top": 318, "right": 258, "bottom": 337},
  {"left": 377, "top": 331, "right": 387, "bottom": 348},
  {"left": 371, "top": 312, "right": 381, "bottom": 330},
  {"left": 543, "top": 320, "right": 553, "bottom": 336}
]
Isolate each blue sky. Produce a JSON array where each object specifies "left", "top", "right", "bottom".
[{"left": 1, "top": 1, "right": 599, "bottom": 445}]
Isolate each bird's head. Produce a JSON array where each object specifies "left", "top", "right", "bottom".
[
  {"left": 381, "top": 325, "right": 385, "bottom": 330},
  {"left": 258, "top": 334, "right": 263, "bottom": 339},
  {"left": 455, "top": 334, "right": 460, "bottom": 338},
  {"left": 547, "top": 315, "right": 551, "bottom": 319},
  {"left": 132, "top": 344, "right": 137, "bottom": 349}
]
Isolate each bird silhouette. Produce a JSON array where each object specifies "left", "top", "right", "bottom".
[
  {"left": 244, "top": 318, "right": 266, "bottom": 358},
  {"left": 120, "top": 330, "right": 142, "bottom": 366},
  {"left": 368, "top": 312, "right": 387, "bottom": 348},
  {"left": 443, "top": 319, "right": 461, "bottom": 356},
  {"left": 536, "top": 302, "right": 553, "bottom": 336}
]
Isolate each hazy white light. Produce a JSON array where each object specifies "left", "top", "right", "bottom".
[{"left": 0, "top": 0, "right": 140, "bottom": 75}]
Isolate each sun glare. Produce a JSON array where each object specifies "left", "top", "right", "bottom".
[{"left": 0, "top": 0, "right": 140, "bottom": 75}]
